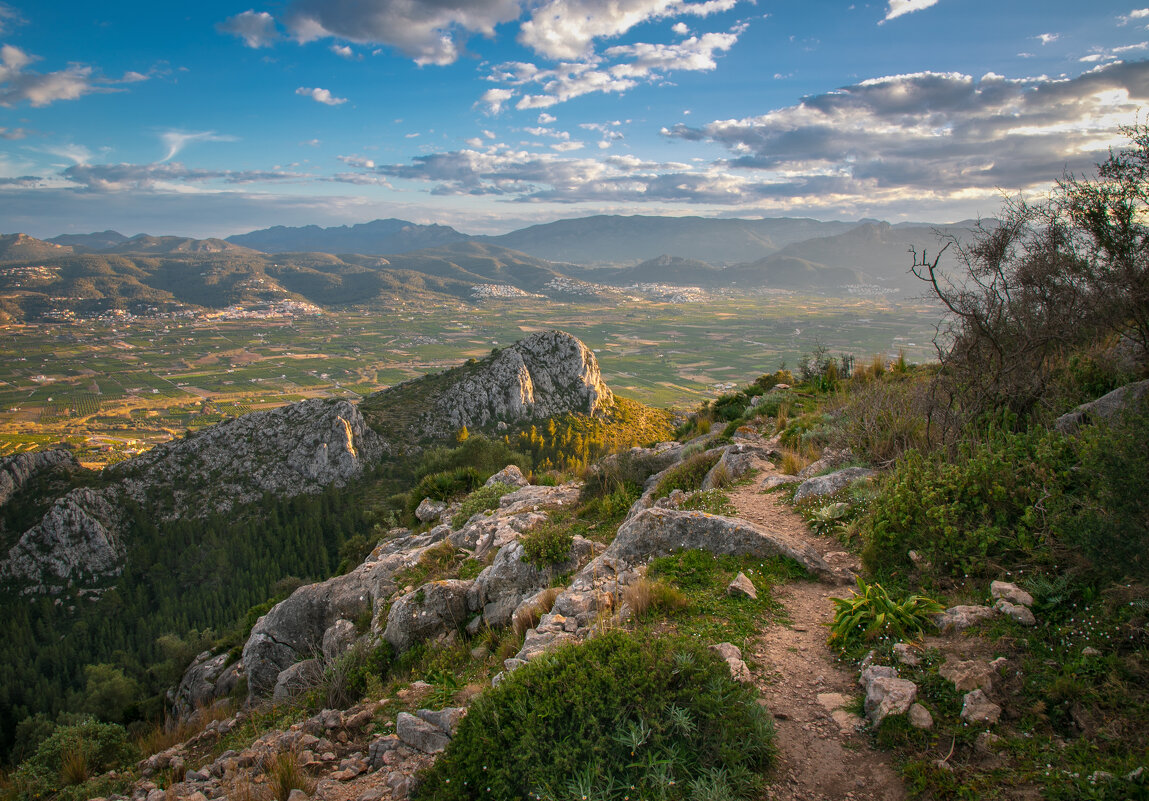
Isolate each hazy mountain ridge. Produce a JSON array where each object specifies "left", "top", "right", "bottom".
[
  {"left": 0, "top": 216, "right": 981, "bottom": 321},
  {"left": 225, "top": 218, "right": 469, "bottom": 255}
]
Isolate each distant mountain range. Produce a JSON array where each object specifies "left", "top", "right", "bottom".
[{"left": 0, "top": 214, "right": 982, "bottom": 321}]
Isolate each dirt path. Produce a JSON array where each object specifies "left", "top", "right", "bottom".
[{"left": 727, "top": 478, "right": 907, "bottom": 801}]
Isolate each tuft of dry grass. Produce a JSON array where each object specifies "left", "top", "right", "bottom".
[
  {"left": 136, "top": 700, "right": 235, "bottom": 757},
  {"left": 623, "top": 578, "right": 690, "bottom": 618},
  {"left": 779, "top": 447, "right": 812, "bottom": 476},
  {"left": 59, "top": 750, "right": 89, "bottom": 787},
  {"left": 512, "top": 587, "right": 561, "bottom": 636},
  {"left": 265, "top": 751, "right": 314, "bottom": 801}
]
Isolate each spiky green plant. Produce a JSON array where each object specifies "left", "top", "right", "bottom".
[{"left": 827, "top": 577, "right": 944, "bottom": 650}]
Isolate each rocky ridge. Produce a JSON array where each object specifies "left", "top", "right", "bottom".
[{"left": 360, "top": 330, "right": 613, "bottom": 443}]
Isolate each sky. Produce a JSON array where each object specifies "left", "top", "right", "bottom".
[{"left": 0, "top": 0, "right": 1146, "bottom": 239}]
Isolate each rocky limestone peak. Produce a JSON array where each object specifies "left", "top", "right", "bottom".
[
  {"left": 362, "top": 330, "right": 613, "bottom": 444},
  {"left": 1, "top": 487, "right": 123, "bottom": 589},
  {"left": 0, "top": 449, "right": 79, "bottom": 508},
  {"left": 112, "top": 397, "right": 385, "bottom": 517}
]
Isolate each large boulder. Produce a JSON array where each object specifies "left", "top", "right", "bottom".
[
  {"left": 469, "top": 536, "right": 599, "bottom": 628},
  {"left": 383, "top": 579, "right": 476, "bottom": 653},
  {"left": 1055, "top": 379, "right": 1149, "bottom": 434},
  {"left": 597, "top": 508, "right": 835, "bottom": 581},
  {"left": 793, "top": 467, "right": 875, "bottom": 502},
  {"left": 171, "top": 651, "right": 243, "bottom": 718},
  {"left": 241, "top": 551, "right": 403, "bottom": 701}
]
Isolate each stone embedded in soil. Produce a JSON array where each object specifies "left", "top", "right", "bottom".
[
  {"left": 960, "top": 689, "right": 1002, "bottom": 725},
  {"left": 994, "top": 598, "right": 1037, "bottom": 625},
  {"left": 864, "top": 676, "right": 918, "bottom": 726},
  {"left": 933, "top": 604, "right": 995, "bottom": 633},
  {"left": 908, "top": 703, "right": 934, "bottom": 729},
  {"left": 939, "top": 658, "right": 994, "bottom": 692},
  {"left": 990, "top": 580, "right": 1034, "bottom": 607}
]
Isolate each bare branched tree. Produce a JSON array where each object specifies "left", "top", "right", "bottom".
[{"left": 911, "top": 122, "right": 1149, "bottom": 425}]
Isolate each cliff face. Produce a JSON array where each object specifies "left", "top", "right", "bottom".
[
  {"left": 1, "top": 333, "right": 608, "bottom": 592},
  {"left": 361, "top": 330, "right": 613, "bottom": 443},
  {"left": 1, "top": 399, "right": 384, "bottom": 592},
  {"left": 0, "top": 450, "right": 80, "bottom": 508},
  {"left": 112, "top": 398, "right": 385, "bottom": 518},
  {"left": 0, "top": 487, "right": 123, "bottom": 590}
]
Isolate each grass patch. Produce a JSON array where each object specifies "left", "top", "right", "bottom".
[{"left": 452, "top": 482, "right": 517, "bottom": 526}]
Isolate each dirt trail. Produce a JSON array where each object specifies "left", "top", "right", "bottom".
[{"left": 727, "top": 479, "right": 907, "bottom": 801}]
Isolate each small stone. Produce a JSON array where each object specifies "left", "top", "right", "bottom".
[
  {"left": 358, "top": 790, "right": 386, "bottom": 801},
  {"left": 1082, "top": 646, "right": 1101, "bottom": 657},
  {"left": 892, "top": 643, "right": 920, "bottom": 667},
  {"left": 975, "top": 732, "right": 1003, "bottom": 753},
  {"left": 960, "top": 689, "right": 1002, "bottom": 725},
  {"left": 990, "top": 580, "right": 1034, "bottom": 607},
  {"left": 934, "top": 605, "right": 995, "bottom": 633},
  {"left": 908, "top": 703, "right": 933, "bottom": 729},
  {"left": 387, "top": 772, "right": 409, "bottom": 800},
  {"left": 287, "top": 790, "right": 309, "bottom": 801},
  {"left": 726, "top": 572, "right": 758, "bottom": 600},
  {"left": 940, "top": 659, "right": 994, "bottom": 692},
  {"left": 994, "top": 598, "right": 1037, "bottom": 626},
  {"left": 396, "top": 712, "right": 450, "bottom": 754}
]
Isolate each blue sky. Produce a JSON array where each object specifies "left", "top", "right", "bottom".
[{"left": 0, "top": 0, "right": 1146, "bottom": 238}]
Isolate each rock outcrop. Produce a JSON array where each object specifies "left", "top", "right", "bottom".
[
  {"left": 0, "top": 487, "right": 123, "bottom": 588},
  {"left": 113, "top": 398, "right": 385, "bottom": 518},
  {"left": 361, "top": 330, "right": 613, "bottom": 442},
  {"left": 1055, "top": 379, "right": 1149, "bottom": 434},
  {"left": 0, "top": 449, "right": 79, "bottom": 508}
]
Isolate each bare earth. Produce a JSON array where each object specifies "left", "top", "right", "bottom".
[{"left": 727, "top": 479, "right": 907, "bottom": 801}]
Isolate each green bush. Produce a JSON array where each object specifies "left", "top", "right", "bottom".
[
  {"left": 413, "top": 630, "right": 774, "bottom": 801},
  {"left": 453, "top": 482, "right": 517, "bottom": 525},
  {"left": 520, "top": 523, "right": 574, "bottom": 568},
  {"left": 415, "top": 435, "right": 532, "bottom": 481},
  {"left": 8, "top": 718, "right": 136, "bottom": 801},
  {"left": 652, "top": 451, "right": 721, "bottom": 500},
  {"left": 860, "top": 427, "right": 1072, "bottom": 579},
  {"left": 828, "top": 578, "right": 944, "bottom": 651},
  {"left": 860, "top": 405, "right": 1149, "bottom": 582},
  {"left": 409, "top": 467, "right": 483, "bottom": 508}
]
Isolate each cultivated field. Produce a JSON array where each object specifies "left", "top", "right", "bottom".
[{"left": 0, "top": 292, "right": 941, "bottom": 466}]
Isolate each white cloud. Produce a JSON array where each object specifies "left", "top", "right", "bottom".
[
  {"left": 338, "top": 155, "right": 376, "bottom": 169},
  {"left": 1081, "top": 42, "right": 1149, "bottom": 62},
  {"left": 331, "top": 44, "right": 355, "bottom": 58},
  {"left": 218, "top": 10, "right": 280, "bottom": 48},
  {"left": 301, "top": 138, "right": 321, "bottom": 147},
  {"left": 519, "top": 0, "right": 739, "bottom": 60},
  {"left": 296, "top": 86, "right": 347, "bottom": 105},
  {"left": 0, "top": 45, "right": 107, "bottom": 107},
  {"left": 465, "top": 137, "right": 485, "bottom": 147},
  {"left": 663, "top": 61, "right": 1149, "bottom": 200},
  {"left": 0, "top": 3, "right": 23, "bottom": 35},
  {"left": 492, "top": 24, "right": 743, "bottom": 108},
  {"left": 283, "top": 0, "right": 521, "bottom": 66},
  {"left": 882, "top": 0, "right": 940, "bottom": 22},
  {"left": 478, "top": 87, "right": 516, "bottom": 113},
  {"left": 159, "top": 130, "right": 237, "bottom": 162},
  {"left": 1119, "top": 8, "right": 1149, "bottom": 24},
  {"left": 0, "top": 126, "right": 27, "bottom": 139},
  {"left": 1036, "top": 32, "right": 1060, "bottom": 45},
  {"left": 551, "top": 140, "right": 585, "bottom": 151},
  {"left": 672, "top": 22, "right": 690, "bottom": 35},
  {"left": 538, "top": 112, "right": 557, "bottom": 123}
]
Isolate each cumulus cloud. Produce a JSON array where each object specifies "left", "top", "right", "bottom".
[
  {"left": 159, "top": 130, "right": 237, "bottom": 162},
  {"left": 663, "top": 61, "right": 1149, "bottom": 198},
  {"left": 478, "top": 87, "right": 515, "bottom": 113},
  {"left": 338, "top": 155, "right": 376, "bottom": 169},
  {"left": 0, "top": 45, "right": 101, "bottom": 107},
  {"left": 882, "top": 0, "right": 940, "bottom": 22},
  {"left": 488, "top": 25, "right": 743, "bottom": 108},
  {"left": 1036, "top": 32, "right": 1060, "bottom": 45},
  {"left": 0, "top": 125, "right": 27, "bottom": 139},
  {"left": 519, "top": 0, "right": 739, "bottom": 60},
  {"left": 1120, "top": 9, "right": 1149, "bottom": 25},
  {"left": 218, "top": 10, "right": 280, "bottom": 48},
  {"left": 282, "top": 0, "right": 521, "bottom": 65},
  {"left": 296, "top": 86, "right": 347, "bottom": 105},
  {"left": 1081, "top": 42, "right": 1149, "bottom": 62},
  {"left": 331, "top": 44, "right": 355, "bottom": 58}
]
